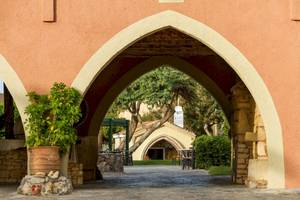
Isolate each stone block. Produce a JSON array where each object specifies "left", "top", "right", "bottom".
[
  {"left": 256, "top": 127, "right": 266, "bottom": 141},
  {"left": 97, "top": 152, "right": 124, "bottom": 173},
  {"left": 257, "top": 142, "right": 267, "bottom": 157},
  {"left": 245, "top": 132, "right": 256, "bottom": 141},
  {"left": 247, "top": 159, "right": 268, "bottom": 181},
  {"left": 238, "top": 153, "right": 249, "bottom": 159}
]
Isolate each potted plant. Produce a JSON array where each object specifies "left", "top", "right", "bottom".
[{"left": 25, "top": 82, "right": 82, "bottom": 175}]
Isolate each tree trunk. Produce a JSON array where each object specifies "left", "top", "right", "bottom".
[
  {"left": 129, "top": 109, "right": 175, "bottom": 154},
  {"left": 4, "top": 84, "right": 14, "bottom": 139}
]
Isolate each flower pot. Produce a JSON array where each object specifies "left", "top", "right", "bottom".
[{"left": 29, "top": 146, "right": 61, "bottom": 175}]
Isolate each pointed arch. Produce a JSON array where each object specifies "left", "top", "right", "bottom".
[
  {"left": 141, "top": 135, "right": 184, "bottom": 160},
  {"left": 71, "top": 10, "right": 284, "bottom": 188},
  {"left": 0, "top": 54, "right": 28, "bottom": 136}
]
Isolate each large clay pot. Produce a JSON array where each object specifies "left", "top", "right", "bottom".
[{"left": 29, "top": 146, "right": 61, "bottom": 175}]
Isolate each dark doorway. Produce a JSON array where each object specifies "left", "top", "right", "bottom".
[{"left": 147, "top": 148, "right": 164, "bottom": 160}]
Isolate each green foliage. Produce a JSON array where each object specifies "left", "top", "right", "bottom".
[
  {"left": 183, "top": 86, "right": 229, "bottom": 136},
  {"left": 25, "top": 82, "right": 82, "bottom": 153},
  {"left": 133, "top": 160, "right": 179, "bottom": 165},
  {"left": 194, "top": 135, "right": 231, "bottom": 169},
  {"left": 111, "top": 66, "right": 229, "bottom": 136},
  {"left": 140, "top": 110, "right": 162, "bottom": 121},
  {"left": 208, "top": 166, "right": 231, "bottom": 176},
  {"left": 114, "top": 66, "right": 196, "bottom": 111}
]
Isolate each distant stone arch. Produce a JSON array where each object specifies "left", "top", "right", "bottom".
[
  {"left": 131, "top": 122, "right": 195, "bottom": 160},
  {"left": 141, "top": 136, "right": 183, "bottom": 160}
]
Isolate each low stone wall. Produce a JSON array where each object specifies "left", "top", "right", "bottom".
[
  {"left": 0, "top": 140, "right": 84, "bottom": 186},
  {"left": 68, "top": 162, "right": 83, "bottom": 186},
  {"left": 0, "top": 147, "right": 27, "bottom": 183},
  {"left": 97, "top": 152, "right": 124, "bottom": 173}
]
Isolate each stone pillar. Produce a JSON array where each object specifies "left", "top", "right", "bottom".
[
  {"left": 230, "top": 82, "right": 254, "bottom": 184},
  {"left": 245, "top": 106, "right": 268, "bottom": 188},
  {"left": 76, "top": 136, "right": 98, "bottom": 181}
]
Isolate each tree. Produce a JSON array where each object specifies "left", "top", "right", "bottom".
[
  {"left": 108, "top": 66, "right": 196, "bottom": 153},
  {"left": 183, "top": 87, "right": 229, "bottom": 136},
  {"left": 105, "top": 66, "right": 229, "bottom": 154}
]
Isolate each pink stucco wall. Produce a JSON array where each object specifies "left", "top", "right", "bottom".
[{"left": 0, "top": 0, "right": 299, "bottom": 188}]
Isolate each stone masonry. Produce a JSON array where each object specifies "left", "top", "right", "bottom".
[
  {"left": 68, "top": 162, "right": 83, "bottom": 187},
  {"left": 245, "top": 105, "right": 268, "bottom": 188},
  {"left": 230, "top": 81, "right": 269, "bottom": 187},
  {"left": 97, "top": 151, "right": 124, "bottom": 173},
  {"left": 0, "top": 143, "right": 83, "bottom": 186},
  {"left": 230, "top": 82, "right": 255, "bottom": 184},
  {"left": 0, "top": 147, "right": 27, "bottom": 183}
]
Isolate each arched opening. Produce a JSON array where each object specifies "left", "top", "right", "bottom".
[
  {"left": 0, "top": 55, "right": 28, "bottom": 184},
  {"left": 72, "top": 11, "right": 284, "bottom": 188},
  {"left": 145, "top": 139, "right": 178, "bottom": 160}
]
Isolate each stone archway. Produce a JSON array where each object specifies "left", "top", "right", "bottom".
[
  {"left": 131, "top": 122, "right": 195, "bottom": 160},
  {"left": 72, "top": 11, "right": 284, "bottom": 188},
  {"left": 0, "top": 54, "right": 28, "bottom": 133},
  {"left": 143, "top": 138, "right": 180, "bottom": 161}
]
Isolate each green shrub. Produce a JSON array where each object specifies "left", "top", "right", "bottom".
[
  {"left": 25, "top": 82, "right": 82, "bottom": 153},
  {"left": 194, "top": 135, "right": 231, "bottom": 169}
]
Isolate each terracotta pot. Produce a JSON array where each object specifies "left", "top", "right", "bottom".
[{"left": 29, "top": 146, "right": 61, "bottom": 175}]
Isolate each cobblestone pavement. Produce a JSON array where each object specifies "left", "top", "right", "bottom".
[{"left": 1, "top": 166, "right": 300, "bottom": 200}]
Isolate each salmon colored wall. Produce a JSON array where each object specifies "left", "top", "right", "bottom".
[{"left": 0, "top": 0, "right": 299, "bottom": 188}]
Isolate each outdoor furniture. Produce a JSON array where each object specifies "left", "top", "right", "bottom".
[{"left": 180, "top": 149, "right": 195, "bottom": 170}]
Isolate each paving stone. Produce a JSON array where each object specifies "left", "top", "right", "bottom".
[{"left": 2, "top": 166, "right": 300, "bottom": 199}]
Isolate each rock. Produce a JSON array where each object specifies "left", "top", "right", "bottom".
[
  {"left": 47, "top": 171, "right": 54, "bottom": 177},
  {"left": 29, "top": 176, "right": 45, "bottom": 184},
  {"left": 53, "top": 179, "right": 73, "bottom": 195},
  {"left": 34, "top": 172, "right": 46, "bottom": 178},
  {"left": 41, "top": 182, "right": 53, "bottom": 196},
  {"left": 17, "top": 181, "right": 32, "bottom": 195},
  {"left": 17, "top": 175, "right": 73, "bottom": 196},
  {"left": 58, "top": 176, "right": 67, "bottom": 182},
  {"left": 48, "top": 170, "right": 59, "bottom": 179},
  {"left": 52, "top": 171, "right": 59, "bottom": 179},
  {"left": 97, "top": 152, "right": 124, "bottom": 173}
]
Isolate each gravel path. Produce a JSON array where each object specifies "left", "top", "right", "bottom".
[{"left": 1, "top": 165, "right": 300, "bottom": 200}]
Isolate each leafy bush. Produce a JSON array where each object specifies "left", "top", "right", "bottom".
[
  {"left": 194, "top": 135, "right": 231, "bottom": 169},
  {"left": 25, "top": 82, "right": 82, "bottom": 153}
]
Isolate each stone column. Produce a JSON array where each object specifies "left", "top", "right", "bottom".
[
  {"left": 230, "top": 82, "right": 254, "bottom": 184},
  {"left": 245, "top": 106, "right": 268, "bottom": 188}
]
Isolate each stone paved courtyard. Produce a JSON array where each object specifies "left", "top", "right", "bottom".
[{"left": 1, "top": 166, "right": 300, "bottom": 200}]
